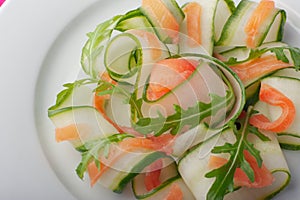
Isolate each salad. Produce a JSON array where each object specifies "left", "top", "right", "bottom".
[{"left": 48, "top": 0, "right": 300, "bottom": 199}]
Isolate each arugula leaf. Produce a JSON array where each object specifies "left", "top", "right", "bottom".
[
  {"left": 134, "top": 91, "right": 233, "bottom": 136},
  {"left": 271, "top": 48, "right": 289, "bottom": 63},
  {"left": 81, "top": 15, "right": 123, "bottom": 78},
  {"left": 239, "top": 154, "right": 255, "bottom": 182},
  {"left": 129, "top": 92, "right": 144, "bottom": 122},
  {"left": 205, "top": 106, "right": 269, "bottom": 200},
  {"left": 206, "top": 161, "right": 236, "bottom": 200},
  {"left": 289, "top": 47, "right": 300, "bottom": 70},
  {"left": 248, "top": 125, "right": 271, "bottom": 142},
  {"left": 225, "top": 48, "right": 264, "bottom": 66},
  {"left": 75, "top": 133, "right": 133, "bottom": 180},
  {"left": 95, "top": 80, "right": 117, "bottom": 96},
  {"left": 48, "top": 78, "right": 97, "bottom": 111},
  {"left": 269, "top": 46, "right": 300, "bottom": 70}
]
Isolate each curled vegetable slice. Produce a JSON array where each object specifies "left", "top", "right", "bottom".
[
  {"left": 244, "top": 0, "right": 275, "bottom": 48},
  {"left": 182, "top": 2, "right": 202, "bottom": 47}
]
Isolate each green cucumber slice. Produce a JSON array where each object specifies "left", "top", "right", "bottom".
[
  {"left": 216, "top": 0, "right": 256, "bottom": 46},
  {"left": 132, "top": 156, "right": 195, "bottom": 199},
  {"left": 172, "top": 123, "right": 223, "bottom": 158},
  {"left": 214, "top": 0, "right": 236, "bottom": 42},
  {"left": 179, "top": 0, "right": 235, "bottom": 55},
  {"left": 180, "top": 0, "right": 219, "bottom": 55},
  {"left": 115, "top": 9, "right": 154, "bottom": 32},
  {"left": 140, "top": 0, "right": 184, "bottom": 43},
  {"left": 272, "top": 67, "right": 300, "bottom": 80},
  {"left": 104, "top": 33, "right": 142, "bottom": 83},
  {"left": 48, "top": 106, "right": 118, "bottom": 146},
  {"left": 132, "top": 157, "right": 179, "bottom": 199},
  {"left": 216, "top": 0, "right": 286, "bottom": 47},
  {"left": 96, "top": 150, "right": 168, "bottom": 193},
  {"left": 104, "top": 31, "right": 170, "bottom": 84},
  {"left": 254, "top": 76, "right": 300, "bottom": 150},
  {"left": 178, "top": 128, "right": 235, "bottom": 199}
]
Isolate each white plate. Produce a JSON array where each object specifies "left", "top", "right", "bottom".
[{"left": 1, "top": 0, "right": 300, "bottom": 199}]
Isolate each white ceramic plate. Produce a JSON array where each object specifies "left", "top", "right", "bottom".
[{"left": 1, "top": 0, "right": 300, "bottom": 199}]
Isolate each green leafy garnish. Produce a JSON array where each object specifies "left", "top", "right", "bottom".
[
  {"left": 81, "top": 15, "right": 123, "bottom": 79},
  {"left": 225, "top": 48, "right": 262, "bottom": 65},
  {"left": 134, "top": 91, "right": 234, "bottom": 136},
  {"left": 205, "top": 106, "right": 270, "bottom": 200},
  {"left": 75, "top": 133, "right": 134, "bottom": 180}
]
